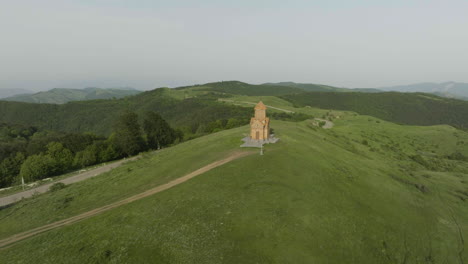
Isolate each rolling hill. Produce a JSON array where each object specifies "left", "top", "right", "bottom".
[
  {"left": 2, "top": 87, "right": 141, "bottom": 104},
  {"left": 0, "top": 87, "right": 256, "bottom": 136},
  {"left": 0, "top": 88, "right": 33, "bottom": 99},
  {"left": 1, "top": 81, "right": 468, "bottom": 138},
  {"left": 281, "top": 91, "right": 468, "bottom": 129},
  {"left": 265, "top": 82, "right": 382, "bottom": 93},
  {"left": 182, "top": 81, "right": 305, "bottom": 96},
  {"left": 380, "top": 82, "right": 468, "bottom": 100},
  {"left": 0, "top": 115, "right": 467, "bottom": 263}
]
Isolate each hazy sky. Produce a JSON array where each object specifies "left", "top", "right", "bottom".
[{"left": 1, "top": 0, "right": 467, "bottom": 91}]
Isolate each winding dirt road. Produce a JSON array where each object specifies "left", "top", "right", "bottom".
[{"left": 0, "top": 151, "right": 252, "bottom": 250}]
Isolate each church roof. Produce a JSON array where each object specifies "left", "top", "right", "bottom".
[{"left": 254, "top": 101, "right": 267, "bottom": 110}]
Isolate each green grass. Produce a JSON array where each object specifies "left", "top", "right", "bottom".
[{"left": 0, "top": 114, "right": 467, "bottom": 263}]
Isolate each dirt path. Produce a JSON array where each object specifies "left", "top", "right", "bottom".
[
  {"left": 0, "top": 151, "right": 252, "bottom": 250},
  {"left": 314, "top": 118, "right": 334, "bottom": 129},
  {"left": 0, "top": 156, "right": 139, "bottom": 207}
]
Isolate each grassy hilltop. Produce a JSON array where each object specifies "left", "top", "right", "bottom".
[{"left": 1, "top": 112, "right": 467, "bottom": 263}]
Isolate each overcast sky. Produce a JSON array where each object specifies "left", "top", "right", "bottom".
[{"left": 1, "top": 0, "right": 467, "bottom": 91}]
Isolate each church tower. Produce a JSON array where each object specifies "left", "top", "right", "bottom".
[{"left": 250, "top": 101, "right": 270, "bottom": 140}]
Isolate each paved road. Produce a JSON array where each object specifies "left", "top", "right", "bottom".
[
  {"left": 0, "top": 156, "right": 139, "bottom": 207},
  {"left": 0, "top": 151, "right": 252, "bottom": 249}
]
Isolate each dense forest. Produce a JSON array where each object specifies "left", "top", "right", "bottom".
[
  {"left": 281, "top": 92, "right": 468, "bottom": 129},
  {"left": 0, "top": 111, "right": 181, "bottom": 188},
  {"left": 186, "top": 81, "right": 305, "bottom": 95},
  {"left": 0, "top": 84, "right": 310, "bottom": 137},
  {"left": 0, "top": 89, "right": 252, "bottom": 136},
  {"left": 264, "top": 82, "right": 382, "bottom": 93}
]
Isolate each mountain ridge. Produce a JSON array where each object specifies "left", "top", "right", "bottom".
[
  {"left": 379, "top": 81, "right": 468, "bottom": 100},
  {"left": 1, "top": 87, "right": 141, "bottom": 104}
]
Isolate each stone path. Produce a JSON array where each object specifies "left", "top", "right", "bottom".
[{"left": 240, "top": 136, "right": 280, "bottom": 148}]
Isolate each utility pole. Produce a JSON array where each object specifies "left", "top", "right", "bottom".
[{"left": 21, "top": 176, "right": 25, "bottom": 190}]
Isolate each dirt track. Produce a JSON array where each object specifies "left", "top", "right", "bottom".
[{"left": 0, "top": 151, "right": 252, "bottom": 250}]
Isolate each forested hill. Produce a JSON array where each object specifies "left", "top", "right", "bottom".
[
  {"left": 2, "top": 87, "right": 141, "bottom": 104},
  {"left": 0, "top": 88, "right": 254, "bottom": 136},
  {"left": 2, "top": 80, "right": 468, "bottom": 137},
  {"left": 178, "top": 81, "right": 305, "bottom": 95},
  {"left": 265, "top": 82, "right": 382, "bottom": 93},
  {"left": 281, "top": 92, "right": 468, "bottom": 129}
]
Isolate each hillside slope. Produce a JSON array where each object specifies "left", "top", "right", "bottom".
[
  {"left": 1, "top": 81, "right": 468, "bottom": 137},
  {"left": 0, "top": 88, "right": 254, "bottom": 136},
  {"left": 0, "top": 116, "right": 467, "bottom": 263},
  {"left": 281, "top": 91, "right": 468, "bottom": 129},
  {"left": 266, "top": 82, "right": 381, "bottom": 93},
  {"left": 179, "top": 81, "right": 304, "bottom": 96},
  {"left": 2, "top": 87, "right": 141, "bottom": 104}
]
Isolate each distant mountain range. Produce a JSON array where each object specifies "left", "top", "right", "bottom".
[
  {"left": 269, "top": 81, "right": 468, "bottom": 100},
  {"left": 0, "top": 88, "right": 33, "bottom": 99},
  {"left": 1, "top": 80, "right": 468, "bottom": 137},
  {"left": 264, "top": 82, "right": 381, "bottom": 93},
  {"left": 1, "top": 81, "right": 467, "bottom": 105},
  {"left": 379, "top": 82, "right": 468, "bottom": 100},
  {"left": 1, "top": 87, "right": 141, "bottom": 104}
]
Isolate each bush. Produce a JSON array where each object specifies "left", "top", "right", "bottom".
[
  {"left": 410, "top": 155, "right": 430, "bottom": 168},
  {"left": 49, "top": 182, "right": 66, "bottom": 192},
  {"left": 447, "top": 152, "right": 468, "bottom": 161}
]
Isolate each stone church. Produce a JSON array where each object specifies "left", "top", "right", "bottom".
[
  {"left": 250, "top": 101, "right": 270, "bottom": 140},
  {"left": 241, "top": 101, "right": 278, "bottom": 148}
]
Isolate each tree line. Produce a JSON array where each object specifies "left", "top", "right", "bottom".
[
  {"left": 0, "top": 111, "right": 180, "bottom": 188},
  {"left": 281, "top": 92, "right": 468, "bottom": 129}
]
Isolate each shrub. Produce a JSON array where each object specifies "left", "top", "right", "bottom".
[
  {"left": 49, "top": 182, "right": 66, "bottom": 192},
  {"left": 447, "top": 152, "right": 468, "bottom": 161}
]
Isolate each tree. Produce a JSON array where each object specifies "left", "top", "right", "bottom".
[
  {"left": 143, "top": 111, "right": 175, "bottom": 150},
  {"left": 73, "top": 145, "right": 99, "bottom": 168},
  {"left": 114, "top": 111, "right": 146, "bottom": 156},
  {"left": 46, "top": 142, "right": 73, "bottom": 173},
  {"left": 0, "top": 152, "right": 25, "bottom": 187},
  {"left": 19, "top": 154, "right": 55, "bottom": 182},
  {"left": 225, "top": 118, "right": 240, "bottom": 129},
  {"left": 101, "top": 134, "right": 121, "bottom": 161}
]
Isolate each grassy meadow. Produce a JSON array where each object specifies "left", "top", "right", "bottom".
[{"left": 1, "top": 109, "right": 467, "bottom": 263}]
